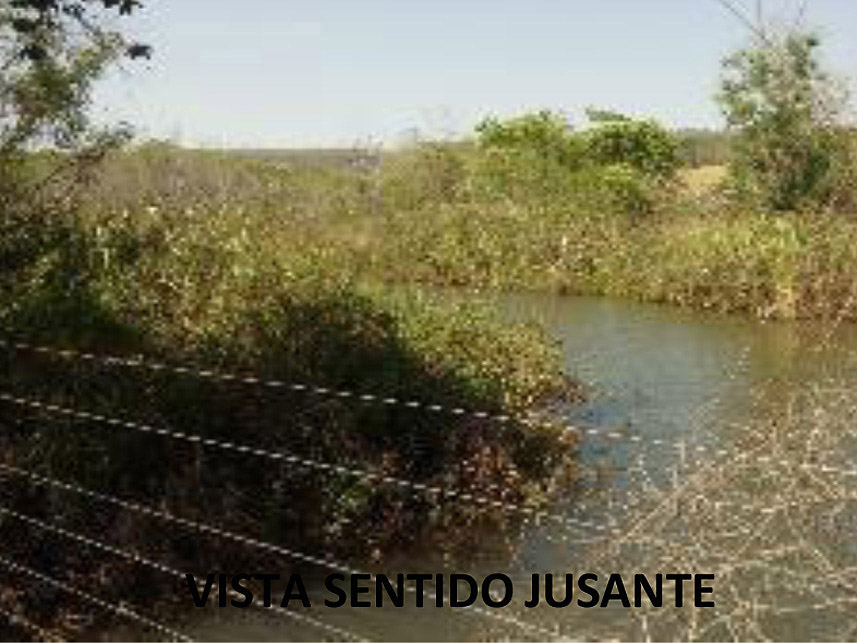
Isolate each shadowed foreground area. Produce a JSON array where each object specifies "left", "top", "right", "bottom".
[{"left": 0, "top": 207, "right": 578, "bottom": 639}]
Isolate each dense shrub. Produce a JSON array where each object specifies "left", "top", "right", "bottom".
[
  {"left": 475, "top": 110, "right": 583, "bottom": 168},
  {"left": 378, "top": 142, "right": 469, "bottom": 210},
  {"left": 583, "top": 118, "right": 680, "bottom": 178},
  {"left": 578, "top": 163, "right": 661, "bottom": 216},
  {"left": 468, "top": 110, "right": 675, "bottom": 217}
]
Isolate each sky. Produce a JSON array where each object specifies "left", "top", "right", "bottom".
[{"left": 92, "top": 1, "right": 857, "bottom": 148}]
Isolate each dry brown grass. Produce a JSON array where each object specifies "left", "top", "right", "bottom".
[
  {"left": 550, "top": 383, "right": 857, "bottom": 641},
  {"left": 679, "top": 164, "right": 729, "bottom": 195}
]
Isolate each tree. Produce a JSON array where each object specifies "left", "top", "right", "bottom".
[
  {"left": 717, "top": 28, "right": 851, "bottom": 211},
  {"left": 0, "top": 0, "right": 147, "bottom": 292},
  {"left": 6, "top": 0, "right": 150, "bottom": 61},
  {"left": 475, "top": 110, "right": 582, "bottom": 168},
  {"left": 2, "top": 0, "right": 148, "bottom": 151}
]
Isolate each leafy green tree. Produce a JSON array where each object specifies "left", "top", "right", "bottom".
[
  {"left": 471, "top": 109, "right": 677, "bottom": 214},
  {"left": 717, "top": 29, "right": 851, "bottom": 211},
  {"left": 475, "top": 110, "right": 582, "bottom": 168},
  {"left": 5, "top": 0, "right": 149, "bottom": 61},
  {"left": 472, "top": 110, "right": 584, "bottom": 200}
]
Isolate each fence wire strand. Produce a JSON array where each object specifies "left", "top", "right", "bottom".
[
  {"left": 0, "top": 504, "right": 368, "bottom": 643},
  {"left": 1, "top": 338, "right": 649, "bottom": 442},
  {"left": 0, "top": 602, "right": 63, "bottom": 642},
  {"left": 0, "top": 392, "right": 613, "bottom": 536},
  {"left": 0, "top": 554, "right": 193, "bottom": 642},
  {"left": 0, "top": 487, "right": 560, "bottom": 641}
]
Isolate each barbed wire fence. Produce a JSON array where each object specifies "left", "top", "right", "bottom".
[
  {"left": 1, "top": 337, "right": 854, "bottom": 642},
  {"left": 0, "top": 336, "right": 638, "bottom": 642},
  {"left": 0, "top": 334, "right": 689, "bottom": 641}
]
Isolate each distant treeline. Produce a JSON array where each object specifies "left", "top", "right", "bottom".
[
  {"left": 220, "top": 147, "right": 383, "bottom": 169},
  {"left": 214, "top": 128, "right": 733, "bottom": 171},
  {"left": 674, "top": 129, "right": 733, "bottom": 167}
]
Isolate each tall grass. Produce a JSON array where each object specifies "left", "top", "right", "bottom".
[
  {"left": 73, "top": 139, "right": 857, "bottom": 323},
  {"left": 570, "top": 383, "right": 857, "bottom": 641},
  {"left": 194, "top": 139, "right": 857, "bottom": 321}
]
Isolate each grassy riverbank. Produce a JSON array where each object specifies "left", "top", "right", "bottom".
[
  {"left": 83, "top": 140, "right": 857, "bottom": 322},
  {"left": 373, "top": 181, "right": 857, "bottom": 321}
]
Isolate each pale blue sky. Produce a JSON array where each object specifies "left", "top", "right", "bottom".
[{"left": 93, "top": 1, "right": 857, "bottom": 148}]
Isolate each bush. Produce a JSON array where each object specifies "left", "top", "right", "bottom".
[
  {"left": 583, "top": 117, "right": 680, "bottom": 178},
  {"left": 470, "top": 109, "right": 675, "bottom": 212},
  {"left": 475, "top": 109, "right": 583, "bottom": 169},
  {"left": 378, "top": 142, "right": 469, "bottom": 210},
  {"left": 579, "top": 163, "right": 661, "bottom": 217}
]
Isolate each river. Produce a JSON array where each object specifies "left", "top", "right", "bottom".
[{"left": 179, "top": 294, "right": 857, "bottom": 642}]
